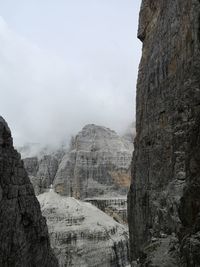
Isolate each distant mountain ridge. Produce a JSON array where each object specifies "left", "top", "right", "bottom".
[
  {"left": 22, "top": 124, "right": 134, "bottom": 198},
  {"left": 54, "top": 124, "right": 133, "bottom": 198}
]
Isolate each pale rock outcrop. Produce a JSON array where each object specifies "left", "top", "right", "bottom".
[
  {"left": 0, "top": 116, "right": 58, "bottom": 266},
  {"left": 128, "top": 0, "right": 200, "bottom": 266},
  {"left": 54, "top": 124, "right": 133, "bottom": 199},
  {"left": 85, "top": 196, "right": 128, "bottom": 224},
  {"left": 38, "top": 190, "right": 130, "bottom": 267}
]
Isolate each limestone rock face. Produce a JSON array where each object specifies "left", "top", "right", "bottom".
[
  {"left": 0, "top": 116, "right": 58, "bottom": 266},
  {"left": 38, "top": 191, "right": 130, "bottom": 267},
  {"left": 85, "top": 196, "right": 128, "bottom": 224},
  {"left": 54, "top": 124, "right": 133, "bottom": 199},
  {"left": 23, "top": 153, "right": 61, "bottom": 195},
  {"left": 128, "top": 0, "right": 200, "bottom": 266}
]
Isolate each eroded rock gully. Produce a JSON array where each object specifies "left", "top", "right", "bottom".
[
  {"left": 0, "top": 116, "right": 58, "bottom": 266},
  {"left": 23, "top": 154, "right": 60, "bottom": 195},
  {"left": 128, "top": 0, "right": 200, "bottom": 266}
]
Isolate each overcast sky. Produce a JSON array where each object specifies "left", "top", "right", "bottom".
[{"left": 0, "top": 0, "right": 142, "bottom": 148}]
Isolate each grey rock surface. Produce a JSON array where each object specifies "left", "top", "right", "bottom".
[
  {"left": 23, "top": 156, "right": 38, "bottom": 176},
  {"left": 23, "top": 152, "right": 63, "bottom": 195},
  {"left": 128, "top": 0, "right": 200, "bottom": 266},
  {"left": 38, "top": 190, "right": 130, "bottom": 267},
  {"left": 85, "top": 196, "right": 128, "bottom": 224},
  {"left": 0, "top": 116, "right": 58, "bottom": 267},
  {"left": 54, "top": 124, "right": 133, "bottom": 199}
]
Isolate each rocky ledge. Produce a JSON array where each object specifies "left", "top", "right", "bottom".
[
  {"left": 38, "top": 190, "right": 130, "bottom": 267},
  {"left": 85, "top": 196, "right": 127, "bottom": 224}
]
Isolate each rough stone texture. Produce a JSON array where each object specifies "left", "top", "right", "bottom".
[
  {"left": 23, "top": 154, "right": 61, "bottom": 195},
  {"left": 0, "top": 116, "right": 58, "bottom": 266},
  {"left": 179, "top": 114, "right": 200, "bottom": 266},
  {"left": 54, "top": 124, "right": 133, "bottom": 199},
  {"left": 38, "top": 190, "right": 130, "bottom": 267},
  {"left": 128, "top": 0, "right": 200, "bottom": 266},
  {"left": 23, "top": 157, "right": 38, "bottom": 176},
  {"left": 85, "top": 197, "right": 128, "bottom": 224}
]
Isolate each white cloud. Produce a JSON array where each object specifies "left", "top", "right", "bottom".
[{"left": 0, "top": 6, "right": 141, "bottom": 148}]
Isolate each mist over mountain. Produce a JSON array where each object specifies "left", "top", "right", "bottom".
[{"left": 0, "top": 0, "right": 141, "bottom": 148}]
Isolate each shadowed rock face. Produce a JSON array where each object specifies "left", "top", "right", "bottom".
[
  {"left": 54, "top": 124, "right": 133, "bottom": 199},
  {"left": 0, "top": 116, "right": 58, "bottom": 267},
  {"left": 128, "top": 0, "right": 200, "bottom": 266}
]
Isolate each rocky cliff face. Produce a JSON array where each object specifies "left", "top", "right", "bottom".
[
  {"left": 128, "top": 0, "right": 200, "bottom": 266},
  {"left": 0, "top": 116, "right": 58, "bottom": 266},
  {"left": 22, "top": 124, "right": 133, "bottom": 199},
  {"left": 38, "top": 190, "right": 130, "bottom": 267},
  {"left": 23, "top": 154, "right": 59, "bottom": 195},
  {"left": 54, "top": 124, "right": 133, "bottom": 199}
]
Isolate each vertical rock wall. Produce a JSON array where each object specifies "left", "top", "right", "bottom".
[
  {"left": 0, "top": 117, "right": 58, "bottom": 266},
  {"left": 128, "top": 0, "right": 200, "bottom": 266}
]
